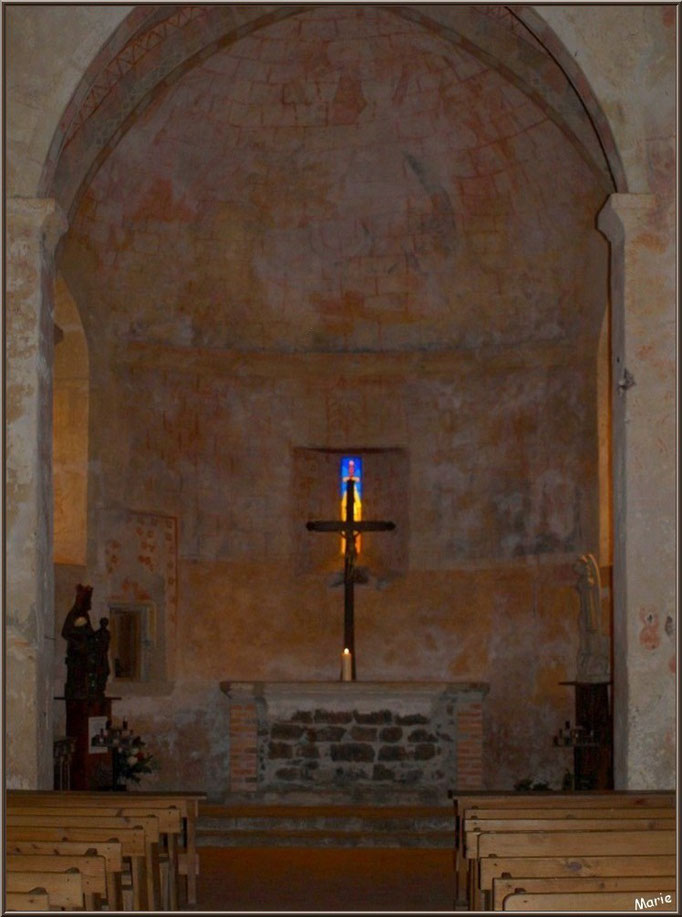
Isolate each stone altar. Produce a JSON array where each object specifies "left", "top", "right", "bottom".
[{"left": 220, "top": 680, "right": 488, "bottom": 802}]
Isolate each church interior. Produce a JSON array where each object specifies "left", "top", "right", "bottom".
[{"left": 5, "top": 2, "right": 677, "bottom": 912}]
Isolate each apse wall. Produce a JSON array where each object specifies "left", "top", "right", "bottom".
[{"left": 55, "top": 4, "right": 611, "bottom": 794}]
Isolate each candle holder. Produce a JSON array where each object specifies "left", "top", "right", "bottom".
[{"left": 91, "top": 718, "right": 154, "bottom": 788}]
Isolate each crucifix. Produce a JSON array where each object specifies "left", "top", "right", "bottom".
[{"left": 306, "top": 460, "right": 395, "bottom": 680}]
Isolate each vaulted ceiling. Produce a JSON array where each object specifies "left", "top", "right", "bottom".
[{"left": 58, "top": 4, "right": 612, "bottom": 355}]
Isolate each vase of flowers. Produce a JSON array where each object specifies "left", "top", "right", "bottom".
[
  {"left": 93, "top": 719, "right": 156, "bottom": 788},
  {"left": 113, "top": 735, "right": 155, "bottom": 786}
]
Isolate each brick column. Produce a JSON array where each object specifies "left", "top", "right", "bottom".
[
  {"left": 229, "top": 701, "right": 259, "bottom": 793},
  {"left": 6, "top": 197, "right": 68, "bottom": 788},
  {"left": 456, "top": 700, "right": 484, "bottom": 789},
  {"left": 598, "top": 194, "right": 676, "bottom": 789}
]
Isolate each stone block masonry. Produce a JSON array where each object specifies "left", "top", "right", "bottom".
[{"left": 221, "top": 681, "right": 488, "bottom": 800}]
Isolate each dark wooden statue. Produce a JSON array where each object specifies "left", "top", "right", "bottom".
[{"left": 61, "top": 584, "right": 110, "bottom": 699}]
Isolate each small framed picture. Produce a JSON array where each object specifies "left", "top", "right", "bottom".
[{"left": 89, "top": 715, "right": 108, "bottom": 754}]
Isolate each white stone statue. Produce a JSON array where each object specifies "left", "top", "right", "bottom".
[{"left": 574, "top": 553, "right": 610, "bottom": 683}]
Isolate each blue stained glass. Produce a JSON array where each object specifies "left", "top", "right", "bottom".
[{"left": 340, "top": 456, "right": 362, "bottom": 500}]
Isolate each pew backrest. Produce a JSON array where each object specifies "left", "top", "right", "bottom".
[
  {"left": 492, "top": 874, "right": 677, "bottom": 910},
  {"left": 479, "top": 853, "right": 678, "bottom": 893},
  {"left": 6, "top": 812, "right": 160, "bottom": 843},
  {"left": 477, "top": 829, "right": 677, "bottom": 859},
  {"left": 6, "top": 824, "right": 147, "bottom": 858},
  {"left": 6, "top": 853, "right": 107, "bottom": 896},
  {"left": 502, "top": 890, "right": 677, "bottom": 911},
  {"left": 465, "top": 815, "right": 675, "bottom": 854},
  {"left": 5, "top": 889, "right": 50, "bottom": 911},
  {"left": 5, "top": 868, "right": 85, "bottom": 909},
  {"left": 462, "top": 805, "right": 675, "bottom": 821}
]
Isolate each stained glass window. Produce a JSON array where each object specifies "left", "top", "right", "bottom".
[{"left": 340, "top": 455, "right": 362, "bottom": 554}]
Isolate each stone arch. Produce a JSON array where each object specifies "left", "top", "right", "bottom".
[{"left": 511, "top": 4, "right": 627, "bottom": 191}]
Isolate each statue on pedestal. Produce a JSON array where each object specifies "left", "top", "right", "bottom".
[
  {"left": 573, "top": 553, "right": 610, "bottom": 683},
  {"left": 62, "top": 584, "right": 110, "bottom": 699}
]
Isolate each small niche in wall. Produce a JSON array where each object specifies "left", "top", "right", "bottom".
[
  {"left": 108, "top": 603, "right": 157, "bottom": 687},
  {"left": 293, "top": 447, "right": 409, "bottom": 577}
]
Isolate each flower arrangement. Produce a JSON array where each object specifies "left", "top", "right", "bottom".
[
  {"left": 115, "top": 735, "right": 155, "bottom": 785},
  {"left": 92, "top": 718, "right": 156, "bottom": 786}
]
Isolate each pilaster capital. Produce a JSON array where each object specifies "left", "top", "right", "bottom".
[
  {"left": 6, "top": 196, "right": 68, "bottom": 253},
  {"left": 597, "top": 192, "right": 659, "bottom": 245}
]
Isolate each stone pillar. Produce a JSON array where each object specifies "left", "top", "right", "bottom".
[
  {"left": 6, "top": 196, "right": 67, "bottom": 788},
  {"left": 598, "top": 193, "right": 676, "bottom": 789}
]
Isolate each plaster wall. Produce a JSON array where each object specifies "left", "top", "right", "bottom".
[{"left": 57, "top": 339, "right": 603, "bottom": 796}]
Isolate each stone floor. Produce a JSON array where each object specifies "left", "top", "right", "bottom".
[{"left": 195, "top": 846, "right": 457, "bottom": 912}]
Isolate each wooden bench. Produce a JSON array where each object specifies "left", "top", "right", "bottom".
[
  {"left": 473, "top": 830, "right": 677, "bottom": 909},
  {"left": 5, "top": 868, "right": 85, "bottom": 910},
  {"left": 6, "top": 812, "right": 161, "bottom": 909},
  {"left": 6, "top": 824, "right": 147, "bottom": 911},
  {"left": 481, "top": 853, "right": 677, "bottom": 907},
  {"left": 451, "top": 792, "right": 676, "bottom": 906},
  {"left": 503, "top": 889, "right": 677, "bottom": 911},
  {"left": 492, "top": 874, "right": 677, "bottom": 910},
  {"left": 464, "top": 815, "right": 676, "bottom": 862},
  {"left": 6, "top": 839, "right": 123, "bottom": 910},
  {"left": 476, "top": 828, "right": 677, "bottom": 859},
  {"left": 464, "top": 805, "right": 675, "bottom": 821},
  {"left": 7, "top": 853, "right": 107, "bottom": 910},
  {"left": 7, "top": 799, "right": 182, "bottom": 909},
  {"left": 5, "top": 888, "right": 50, "bottom": 911},
  {"left": 9, "top": 788, "right": 205, "bottom": 906}
]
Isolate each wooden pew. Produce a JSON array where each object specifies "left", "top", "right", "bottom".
[
  {"left": 6, "top": 824, "right": 148, "bottom": 911},
  {"left": 6, "top": 839, "right": 123, "bottom": 910},
  {"left": 492, "top": 874, "right": 677, "bottom": 910},
  {"left": 503, "top": 889, "right": 677, "bottom": 911},
  {"left": 6, "top": 812, "right": 161, "bottom": 909},
  {"left": 5, "top": 889, "right": 50, "bottom": 911},
  {"left": 7, "top": 800, "right": 182, "bottom": 909},
  {"left": 451, "top": 792, "right": 676, "bottom": 906},
  {"left": 476, "top": 829, "right": 677, "bottom": 859},
  {"left": 9, "top": 789, "right": 205, "bottom": 907},
  {"left": 464, "top": 815, "right": 676, "bottom": 862},
  {"left": 464, "top": 805, "right": 675, "bottom": 821},
  {"left": 473, "top": 830, "right": 677, "bottom": 909},
  {"left": 6, "top": 853, "right": 107, "bottom": 911},
  {"left": 480, "top": 853, "right": 677, "bottom": 905},
  {"left": 5, "top": 868, "right": 85, "bottom": 910}
]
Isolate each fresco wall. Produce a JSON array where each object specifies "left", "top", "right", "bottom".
[{"left": 46, "top": 4, "right": 620, "bottom": 798}]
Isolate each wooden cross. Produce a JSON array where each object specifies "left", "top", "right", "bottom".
[{"left": 306, "top": 468, "right": 395, "bottom": 680}]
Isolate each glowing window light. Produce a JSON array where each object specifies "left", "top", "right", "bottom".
[{"left": 340, "top": 456, "right": 362, "bottom": 555}]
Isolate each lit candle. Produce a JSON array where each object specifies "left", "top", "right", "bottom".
[{"left": 341, "top": 648, "right": 352, "bottom": 681}]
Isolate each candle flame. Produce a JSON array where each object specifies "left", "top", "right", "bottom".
[{"left": 343, "top": 648, "right": 351, "bottom": 655}]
